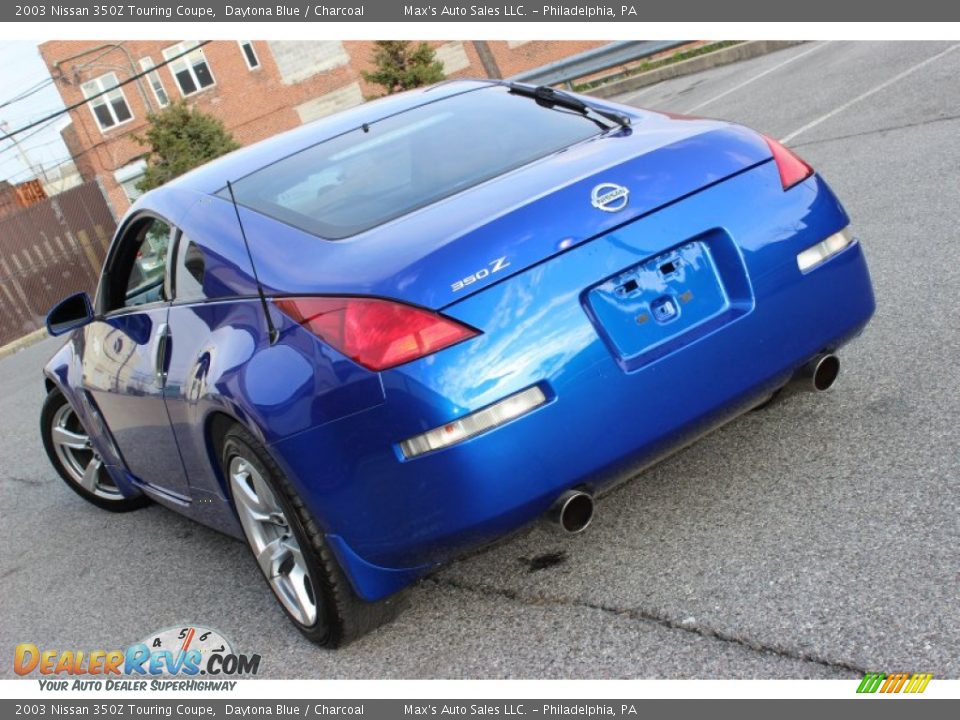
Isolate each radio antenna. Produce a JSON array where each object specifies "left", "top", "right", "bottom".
[{"left": 226, "top": 180, "right": 279, "bottom": 345}]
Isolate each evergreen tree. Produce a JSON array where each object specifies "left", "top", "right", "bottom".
[
  {"left": 362, "top": 41, "right": 446, "bottom": 96},
  {"left": 135, "top": 102, "right": 240, "bottom": 193}
]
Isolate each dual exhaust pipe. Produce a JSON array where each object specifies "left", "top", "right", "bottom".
[
  {"left": 544, "top": 354, "right": 840, "bottom": 535},
  {"left": 795, "top": 352, "right": 841, "bottom": 392},
  {"left": 546, "top": 489, "right": 594, "bottom": 534},
  {"left": 768, "top": 353, "right": 841, "bottom": 407}
]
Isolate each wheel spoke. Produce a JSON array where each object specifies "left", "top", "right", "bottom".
[
  {"left": 255, "top": 535, "right": 293, "bottom": 579},
  {"left": 48, "top": 403, "right": 122, "bottom": 501},
  {"left": 53, "top": 425, "right": 89, "bottom": 450},
  {"left": 282, "top": 561, "right": 316, "bottom": 625},
  {"left": 232, "top": 476, "right": 270, "bottom": 520},
  {"left": 231, "top": 462, "right": 271, "bottom": 516},
  {"left": 249, "top": 473, "right": 283, "bottom": 515},
  {"left": 230, "top": 452, "right": 316, "bottom": 626},
  {"left": 80, "top": 456, "right": 102, "bottom": 493}
]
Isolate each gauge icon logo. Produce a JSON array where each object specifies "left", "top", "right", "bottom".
[{"left": 136, "top": 625, "right": 234, "bottom": 677}]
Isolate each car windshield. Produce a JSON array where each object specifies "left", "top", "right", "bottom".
[{"left": 220, "top": 85, "right": 607, "bottom": 239}]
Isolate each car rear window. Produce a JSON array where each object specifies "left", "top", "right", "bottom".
[{"left": 219, "top": 86, "right": 605, "bottom": 239}]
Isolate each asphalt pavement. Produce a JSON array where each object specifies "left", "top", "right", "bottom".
[{"left": 1, "top": 41, "right": 958, "bottom": 679}]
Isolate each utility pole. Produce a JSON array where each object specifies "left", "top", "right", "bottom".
[{"left": 472, "top": 41, "right": 503, "bottom": 79}]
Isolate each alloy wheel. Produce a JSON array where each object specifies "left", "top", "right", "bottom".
[
  {"left": 50, "top": 403, "right": 122, "bottom": 501},
  {"left": 229, "top": 455, "right": 318, "bottom": 626}
]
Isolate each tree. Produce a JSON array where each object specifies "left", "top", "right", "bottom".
[
  {"left": 362, "top": 41, "right": 445, "bottom": 96},
  {"left": 134, "top": 102, "right": 240, "bottom": 193}
]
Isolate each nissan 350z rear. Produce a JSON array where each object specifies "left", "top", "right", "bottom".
[{"left": 40, "top": 80, "right": 874, "bottom": 645}]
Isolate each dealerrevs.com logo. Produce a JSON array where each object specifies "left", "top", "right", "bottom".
[{"left": 14, "top": 626, "right": 261, "bottom": 691}]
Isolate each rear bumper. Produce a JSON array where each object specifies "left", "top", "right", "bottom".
[{"left": 270, "top": 161, "right": 875, "bottom": 600}]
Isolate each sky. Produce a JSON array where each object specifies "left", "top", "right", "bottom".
[{"left": 0, "top": 41, "right": 71, "bottom": 185}]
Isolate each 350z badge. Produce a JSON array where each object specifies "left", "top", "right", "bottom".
[{"left": 451, "top": 256, "right": 511, "bottom": 292}]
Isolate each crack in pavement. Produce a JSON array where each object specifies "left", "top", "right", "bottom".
[
  {"left": 1, "top": 475, "right": 46, "bottom": 486},
  {"left": 790, "top": 113, "right": 960, "bottom": 150},
  {"left": 427, "top": 576, "right": 866, "bottom": 677}
]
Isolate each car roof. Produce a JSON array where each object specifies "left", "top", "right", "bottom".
[{"left": 158, "top": 79, "right": 494, "bottom": 198}]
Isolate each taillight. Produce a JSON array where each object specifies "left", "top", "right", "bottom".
[
  {"left": 273, "top": 296, "right": 478, "bottom": 371},
  {"left": 763, "top": 135, "right": 814, "bottom": 190}
]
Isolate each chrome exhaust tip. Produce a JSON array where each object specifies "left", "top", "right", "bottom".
[
  {"left": 546, "top": 490, "right": 594, "bottom": 534},
  {"left": 805, "top": 353, "right": 840, "bottom": 391},
  {"left": 755, "top": 353, "right": 841, "bottom": 412}
]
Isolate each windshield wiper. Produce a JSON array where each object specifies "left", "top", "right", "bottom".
[{"left": 506, "top": 82, "right": 631, "bottom": 130}]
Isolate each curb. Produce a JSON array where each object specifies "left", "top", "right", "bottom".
[
  {"left": 0, "top": 327, "right": 50, "bottom": 361},
  {"left": 587, "top": 40, "right": 807, "bottom": 100}
]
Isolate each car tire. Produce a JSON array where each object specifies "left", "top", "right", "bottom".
[
  {"left": 221, "top": 423, "right": 405, "bottom": 646},
  {"left": 40, "top": 388, "right": 150, "bottom": 512}
]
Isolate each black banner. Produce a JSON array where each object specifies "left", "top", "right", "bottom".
[
  {"left": 6, "top": 0, "right": 960, "bottom": 23},
  {"left": 2, "top": 699, "right": 958, "bottom": 719}
]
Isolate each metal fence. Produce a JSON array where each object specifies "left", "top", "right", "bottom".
[
  {"left": 509, "top": 40, "right": 689, "bottom": 89},
  {"left": 0, "top": 180, "right": 115, "bottom": 347}
]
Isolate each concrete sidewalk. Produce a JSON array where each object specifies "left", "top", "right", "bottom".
[{"left": 0, "top": 327, "right": 48, "bottom": 361}]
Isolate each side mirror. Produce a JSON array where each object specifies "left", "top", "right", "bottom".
[{"left": 46, "top": 292, "right": 95, "bottom": 337}]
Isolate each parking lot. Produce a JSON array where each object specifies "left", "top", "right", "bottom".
[{"left": 1, "top": 41, "right": 958, "bottom": 679}]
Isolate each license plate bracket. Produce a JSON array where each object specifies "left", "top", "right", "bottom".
[{"left": 585, "top": 231, "right": 753, "bottom": 370}]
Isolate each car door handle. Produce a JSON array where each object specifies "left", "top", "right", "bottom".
[{"left": 155, "top": 323, "right": 170, "bottom": 385}]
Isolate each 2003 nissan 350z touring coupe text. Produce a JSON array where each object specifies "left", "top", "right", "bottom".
[{"left": 40, "top": 80, "right": 874, "bottom": 645}]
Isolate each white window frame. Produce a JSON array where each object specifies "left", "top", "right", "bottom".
[
  {"left": 238, "top": 41, "right": 261, "bottom": 70},
  {"left": 114, "top": 158, "right": 148, "bottom": 203},
  {"left": 162, "top": 41, "right": 216, "bottom": 97},
  {"left": 81, "top": 72, "right": 133, "bottom": 133},
  {"left": 138, "top": 57, "right": 170, "bottom": 109}
]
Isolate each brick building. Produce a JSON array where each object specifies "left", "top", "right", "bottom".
[
  {"left": 0, "top": 179, "right": 47, "bottom": 221},
  {"left": 38, "top": 40, "right": 604, "bottom": 216}
]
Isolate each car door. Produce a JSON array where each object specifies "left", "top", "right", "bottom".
[
  {"left": 160, "top": 230, "right": 263, "bottom": 506},
  {"left": 80, "top": 214, "right": 191, "bottom": 500}
]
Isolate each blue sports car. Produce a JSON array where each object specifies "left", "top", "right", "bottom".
[{"left": 40, "top": 80, "right": 874, "bottom": 645}]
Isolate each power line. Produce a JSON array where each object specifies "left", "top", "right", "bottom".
[
  {"left": 0, "top": 41, "right": 211, "bottom": 143},
  {"left": 0, "top": 43, "right": 129, "bottom": 112},
  {"left": 0, "top": 78, "right": 55, "bottom": 111},
  {"left": 3, "top": 155, "right": 75, "bottom": 184},
  {"left": 0, "top": 116, "right": 66, "bottom": 163},
  {"left": 0, "top": 133, "right": 69, "bottom": 157}
]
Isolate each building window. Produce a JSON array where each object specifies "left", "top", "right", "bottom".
[
  {"left": 114, "top": 158, "right": 147, "bottom": 203},
  {"left": 139, "top": 57, "right": 169, "bottom": 108},
  {"left": 238, "top": 41, "right": 260, "bottom": 70},
  {"left": 81, "top": 72, "right": 132, "bottom": 132},
  {"left": 162, "top": 41, "right": 215, "bottom": 97}
]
